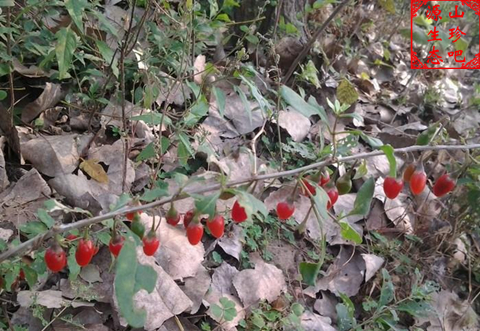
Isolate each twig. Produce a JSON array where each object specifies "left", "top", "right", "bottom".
[
  {"left": 282, "top": 0, "right": 351, "bottom": 84},
  {"left": 0, "top": 143, "right": 480, "bottom": 262}
]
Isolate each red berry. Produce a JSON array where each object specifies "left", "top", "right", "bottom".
[
  {"left": 276, "top": 201, "right": 295, "bottom": 220},
  {"left": 231, "top": 200, "right": 248, "bottom": 223},
  {"left": 187, "top": 222, "right": 204, "bottom": 245},
  {"left": 109, "top": 236, "right": 125, "bottom": 257},
  {"left": 166, "top": 206, "right": 181, "bottom": 226},
  {"left": 93, "top": 245, "right": 100, "bottom": 255},
  {"left": 383, "top": 177, "right": 404, "bottom": 199},
  {"left": 75, "top": 239, "right": 95, "bottom": 267},
  {"left": 126, "top": 211, "right": 142, "bottom": 221},
  {"left": 207, "top": 215, "right": 225, "bottom": 239},
  {"left": 433, "top": 173, "right": 456, "bottom": 197},
  {"left": 45, "top": 245, "right": 67, "bottom": 272},
  {"left": 66, "top": 234, "right": 78, "bottom": 241},
  {"left": 184, "top": 210, "right": 195, "bottom": 228},
  {"left": 326, "top": 187, "right": 339, "bottom": 209},
  {"left": 19, "top": 269, "right": 25, "bottom": 280},
  {"left": 403, "top": 164, "right": 416, "bottom": 182},
  {"left": 143, "top": 231, "right": 160, "bottom": 256},
  {"left": 301, "top": 177, "right": 316, "bottom": 196},
  {"left": 319, "top": 171, "right": 330, "bottom": 187},
  {"left": 410, "top": 170, "right": 427, "bottom": 195}
]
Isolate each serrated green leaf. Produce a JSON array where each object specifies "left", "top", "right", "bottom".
[
  {"left": 193, "top": 192, "right": 220, "bottom": 218},
  {"left": 37, "top": 209, "right": 54, "bottom": 228},
  {"left": 55, "top": 27, "right": 77, "bottom": 79},
  {"left": 380, "top": 144, "right": 396, "bottom": 178},
  {"left": 299, "top": 262, "right": 321, "bottom": 286},
  {"left": 339, "top": 222, "right": 362, "bottom": 244},
  {"left": 349, "top": 177, "right": 374, "bottom": 216},
  {"left": 115, "top": 237, "right": 157, "bottom": 328},
  {"left": 213, "top": 87, "right": 226, "bottom": 117},
  {"left": 136, "top": 142, "right": 156, "bottom": 162}
]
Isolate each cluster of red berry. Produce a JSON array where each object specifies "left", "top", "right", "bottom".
[
  {"left": 166, "top": 206, "right": 225, "bottom": 245},
  {"left": 273, "top": 170, "right": 338, "bottom": 221},
  {"left": 383, "top": 163, "right": 456, "bottom": 199}
]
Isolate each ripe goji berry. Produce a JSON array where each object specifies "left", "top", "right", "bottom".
[
  {"left": 410, "top": 170, "right": 427, "bottom": 195},
  {"left": 326, "top": 187, "right": 339, "bottom": 209},
  {"left": 383, "top": 177, "right": 404, "bottom": 199},
  {"left": 183, "top": 210, "right": 195, "bottom": 228},
  {"left": 276, "top": 201, "right": 295, "bottom": 220},
  {"left": 187, "top": 223, "right": 204, "bottom": 245},
  {"left": 166, "top": 206, "right": 181, "bottom": 226},
  {"left": 45, "top": 244, "right": 67, "bottom": 272},
  {"left": 109, "top": 236, "right": 125, "bottom": 257},
  {"left": 433, "top": 173, "right": 456, "bottom": 197},
  {"left": 75, "top": 238, "right": 95, "bottom": 267},
  {"left": 143, "top": 231, "right": 160, "bottom": 256},
  {"left": 207, "top": 215, "right": 225, "bottom": 239},
  {"left": 231, "top": 200, "right": 247, "bottom": 223}
]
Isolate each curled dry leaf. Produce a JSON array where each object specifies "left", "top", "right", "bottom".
[
  {"left": 21, "top": 83, "right": 65, "bottom": 123},
  {"left": 218, "top": 225, "right": 244, "bottom": 260},
  {"left": 211, "top": 262, "right": 239, "bottom": 295},
  {"left": 300, "top": 310, "right": 336, "bottom": 331},
  {"left": 361, "top": 253, "right": 385, "bottom": 282}
]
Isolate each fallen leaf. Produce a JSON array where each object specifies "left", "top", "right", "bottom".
[
  {"left": 218, "top": 225, "right": 244, "bottom": 260},
  {"left": 211, "top": 262, "right": 239, "bottom": 295},
  {"left": 180, "top": 265, "right": 211, "bottom": 314},
  {"left": 80, "top": 264, "right": 103, "bottom": 283},
  {"left": 233, "top": 260, "right": 286, "bottom": 307},
  {"left": 300, "top": 310, "right": 336, "bottom": 331},
  {"left": 21, "top": 83, "right": 65, "bottom": 123},
  {"left": 17, "top": 290, "right": 64, "bottom": 308},
  {"left": 361, "top": 254, "right": 384, "bottom": 282},
  {"left": 79, "top": 159, "right": 109, "bottom": 184},
  {"left": 278, "top": 109, "right": 311, "bottom": 142}
]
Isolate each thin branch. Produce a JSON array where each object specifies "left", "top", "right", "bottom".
[
  {"left": 1, "top": 143, "right": 479, "bottom": 262},
  {"left": 282, "top": 0, "right": 351, "bottom": 84}
]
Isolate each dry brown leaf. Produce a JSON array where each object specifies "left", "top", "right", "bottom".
[
  {"left": 233, "top": 260, "right": 286, "bottom": 307},
  {"left": 21, "top": 83, "right": 65, "bottom": 123},
  {"left": 211, "top": 262, "right": 239, "bottom": 295},
  {"left": 80, "top": 159, "right": 109, "bottom": 184},
  {"left": 278, "top": 109, "right": 311, "bottom": 142},
  {"left": 180, "top": 265, "right": 211, "bottom": 314},
  {"left": 17, "top": 290, "right": 64, "bottom": 308}
]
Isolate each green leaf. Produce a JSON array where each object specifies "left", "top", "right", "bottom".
[
  {"left": 178, "top": 132, "right": 195, "bottom": 158},
  {"left": 251, "top": 313, "right": 265, "bottom": 328},
  {"left": 184, "top": 99, "right": 209, "bottom": 127},
  {"left": 140, "top": 182, "right": 169, "bottom": 202},
  {"left": 95, "top": 40, "right": 118, "bottom": 77},
  {"left": 97, "top": 232, "right": 111, "bottom": 246},
  {"left": 359, "top": 132, "right": 383, "bottom": 148},
  {"left": 380, "top": 144, "right": 396, "bottom": 178},
  {"left": 64, "top": 0, "right": 87, "bottom": 33},
  {"left": 55, "top": 27, "right": 78, "bottom": 79},
  {"left": 136, "top": 142, "right": 156, "bottom": 162},
  {"left": 20, "top": 222, "right": 47, "bottom": 238},
  {"left": 280, "top": 86, "right": 320, "bottom": 118},
  {"left": 131, "top": 113, "right": 172, "bottom": 126},
  {"left": 0, "top": 239, "right": 7, "bottom": 252},
  {"left": 349, "top": 177, "right": 374, "bottom": 216},
  {"left": 0, "top": 91, "right": 7, "bottom": 101},
  {"left": 0, "top": 0, "right": 14, "bottom": 6},
  {"left": 339, "top": 222, "right": 362, "bottom": 244},
  {"left": 213, "top": 87, "right": 226, "bottom": 117},
  {"left": 68, "top": 248, "right": 81, "bottom": 280},
  {"left": 193, "top": 192, "right": 220, "bottom": 218},
  {"left": 22, "top": 266, "right": 38, "bottom": 288},
  {"left": 299, "top": 262, "right": 321, "bottom": 286},
  {"left": 216, "top": 13, "right": 231, "bottom": 22},
  {"left": 336, "top": 303, "right": 356, "bottom": 331},
  {"left": 353, "top": 160, "right": 368, "bottom": 180},
  {"left": 291, "top": 303, "right": 304, "bottom": 316},
  {"left": 115, "top": 237, "right": 157, "bottom": 328},
  {"left": 235, "top": 191, "right": 268, "bottom": 220},
  {"left": 416, "top": 124, "right": 438, "bottom": 146},
  {"left": 378, "top": 269, "right": 394, "bottom": 307},
  {"left": 37, "top": 209, "right": 54, "bottom": 228},
  {"left": 336, "top": 79, "right": 358, "bottom": 106},
  {"left": 210, "top": 303, "right": 223, "bottom": 318}
]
